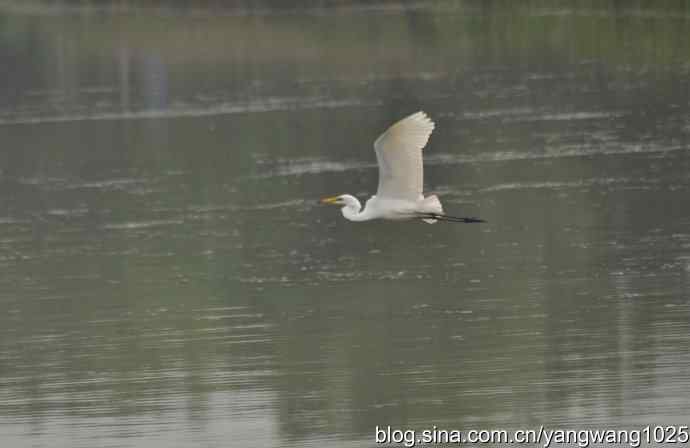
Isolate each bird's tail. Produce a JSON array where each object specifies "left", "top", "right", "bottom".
[
  {"left": 421, "top": 195, "right": 443, "bottom": 224},
  {"left": 418, "top": 195, "right": 485, "bottom": 224}
]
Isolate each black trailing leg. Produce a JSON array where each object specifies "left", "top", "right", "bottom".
[{"left": 419, "top": 213, "right": 486, "bottom": 223}]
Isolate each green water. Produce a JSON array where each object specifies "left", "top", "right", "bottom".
[{"left": 1, "top": 1, "right": 690, "bottom": 447}]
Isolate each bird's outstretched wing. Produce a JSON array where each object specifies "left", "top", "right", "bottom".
[{"left": 373, "top": 111, "right": 435, "bottom": 200}]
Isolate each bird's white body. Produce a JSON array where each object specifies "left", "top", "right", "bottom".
[
  {"left": 322, "top": 111, "right": 483, "bottom": 224},
  {"left": 337, "top": 194, "right": 443, "bottom": 223}
]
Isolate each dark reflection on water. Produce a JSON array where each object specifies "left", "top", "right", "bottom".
[{"left": 1, "top": 1, "right": 690, "bottom": 447}]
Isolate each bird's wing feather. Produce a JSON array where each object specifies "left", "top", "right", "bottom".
[{"left": 373, "top": 111, "right": 435, "bottom": 200}]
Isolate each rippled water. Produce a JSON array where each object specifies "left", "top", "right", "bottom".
[{"left": 1, "top": 1, "right": 690, "bottom": 447}]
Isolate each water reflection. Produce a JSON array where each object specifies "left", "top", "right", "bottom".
[{"left": 1, "top": 1, "right": 690, "bottom": 447}]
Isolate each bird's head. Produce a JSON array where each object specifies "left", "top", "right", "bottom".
[{"left": 320, "top": 194, "right": 360, "bottom": 208}]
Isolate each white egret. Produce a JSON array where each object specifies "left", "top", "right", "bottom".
[{"left": 321, "top": 111, "right": 485, "bottom": 224}]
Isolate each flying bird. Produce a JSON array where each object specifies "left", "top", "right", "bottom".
[{"left": 321, "top": 111, "right": 485, "bottom": 224}]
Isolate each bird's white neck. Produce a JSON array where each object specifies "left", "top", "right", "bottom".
[{"left": 339, "top": 195, "right": 368, "bottom": 222}]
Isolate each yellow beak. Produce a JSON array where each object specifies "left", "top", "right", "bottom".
[{"left": 320, "top": 196, "right": 339, "bottom": 205}]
